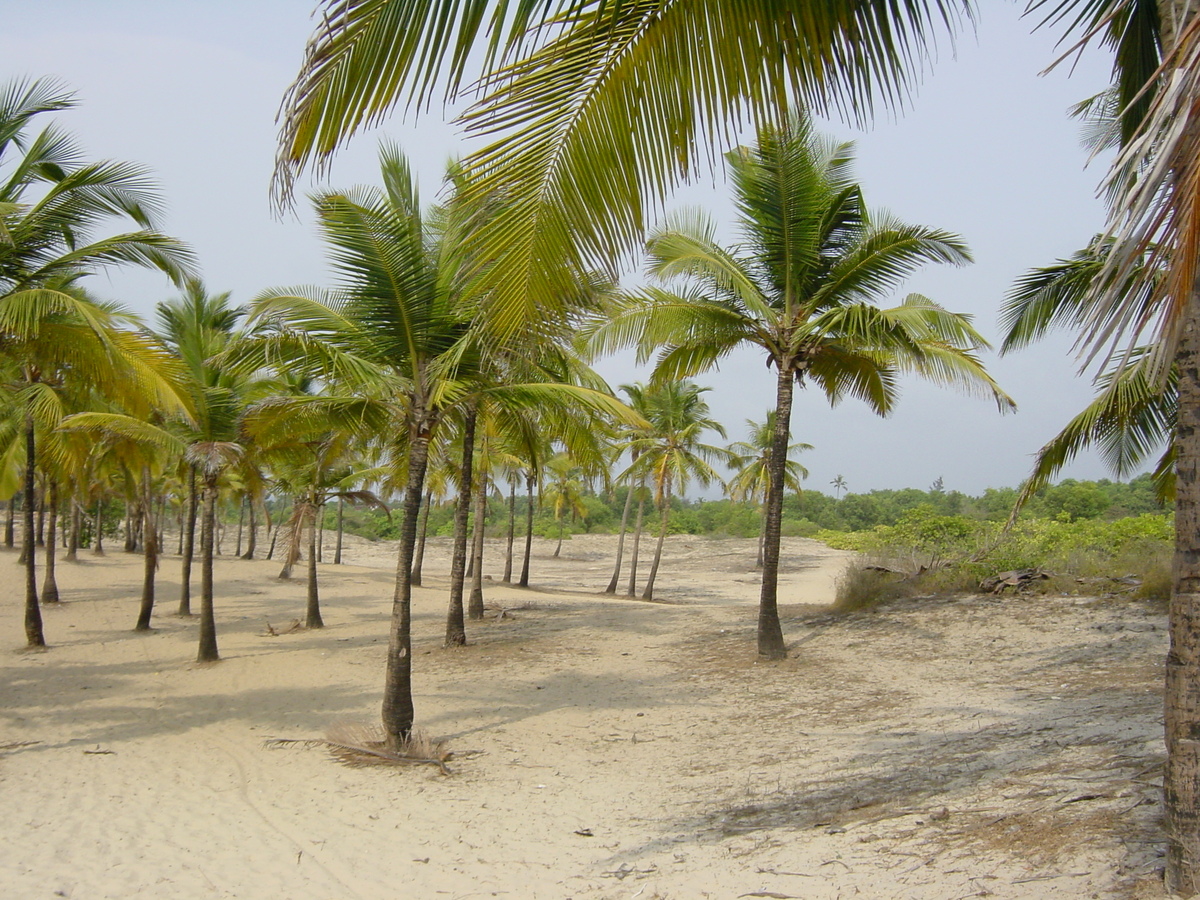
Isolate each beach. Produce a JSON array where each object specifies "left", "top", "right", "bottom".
[{"left": 0, "top": 533, "right": 1170, "bottom": 898}]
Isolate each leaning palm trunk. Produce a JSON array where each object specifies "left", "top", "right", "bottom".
[
  {"left": 196, "top": 474, "right": 220, "bottom": 662},
  {"left": 40, "top": 481, "right": 59, "bottom": 604},
  {"left": 412, "top": 490, "right": 432, "bottom": 585},
  {"left": 468, "top": 474, "right": 487, "bottom": 620},
  {"left": 445, "top": 405, "right": 477, "bottom": 646},
  {"left": 306, "top": 492, "right": 324, "bottom": 628},
  {"left": 757, "top": 365, "right": 794, "bottom": 659},
  {"left": 503, "top": 480, "right": 516, "bottom": 582},
  {"left": 23, "top": 412, "right": 43, "bottom": 647},
  {"left": 382, "top": 418, "right": 434, "bottom": 748},
  {"left": 179, "top": 465, "right": 197, "bottom": 615},
  {"left": 641, "top": 479, "right": 671, "bottom": 602},
  {"left": 606, "top": 481, "right": 637, "bottom": 593},
  {"left": 92, "top": 499, "right": 105, "bottom": 555},
  {"left": 626, "top": 484, "right": 647, "bottom": 598},
  {"left": 241, "top": 500, "right": 257, "bottom": 559},
  {"left": 136, "top": 468, "right": 158, "bottom": 632},
  {"left": 519, "top": 473, "right": 535, "bottom": 587}
]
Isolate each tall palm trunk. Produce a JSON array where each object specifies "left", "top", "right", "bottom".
[
  {"left": 334, "top": 495, "right": 344, "bottom": 564},
  {"left": 40, "top": 481, "right": 59, "bottom": 604},
  {"left": 241, "top": 500, "right": 257, "bottom": 559},
  {"left": 468, "top": 474, "right": 487, "bottom": 620},
  {"left": 519, "top": 472, "right": 535, "bottom": 587},
  {"left": 757, "top": 364, "right": 794, "bottom": 659},
  {"left": 92, "top": 498, "right": 105, "bottom": 555},
  {"left": 756, "top": 507, "right": 766, "bottom": 568},
  {"left": 626, "top": 481, "right": 646, "bottom": 598},
  {"left": 5, "top": 496, "right": 15, "bottom": 548},
  {"left": 317, "top": 503, "right": 325, "bottom": 563},
  {"left": 23, "top": 411, "right": 44, "bottom": 648},
  {"left": 65, "top": 500, "right": 81, "bottom": 562},
  {"left": 553, "top": 513, "right": 565, "bottom": 557},
  {"left": 196, "top": 474, "right": 220, "bottom": 662},
  {"left": 179, "top": 465, "right": 197, "bottom": 615},
  {"left": 136, "top": 467, "right": 158, "bottom": 631},
  {"left": 306, "top": 491, "right": 324, "bottom": 628},
  {"left": 383, "top": 414, "right": 434, "bottom": 748},
  {"left": 35, "top": 488, "right": 44, "bottom": 547},
  {"left": 641, "top": 476, "right": 671, "bottom": 601},
  {"left": 235, "top": 494, "right": 246, "bottom": 556},
  {"left": 606, "top": 480, "right": 637, "bottom": 593},
  {"left": 503, "top": 480, "right": 516, "bottom": 582},
  {"left": 412, "top": 491, "right": 431, "bottom": 585},
  {"left": 445, "top": 404, "right": 477, "bottom": 646}
]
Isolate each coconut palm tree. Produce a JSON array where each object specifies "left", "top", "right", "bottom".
[
  {"left": 591, "top": 113, "right": 1012, "bottom": 657},
  {"left": 622, "top": 380, "right": 731, "bottom": 600},
  {"left": 728, "top": 413, "right": 811, "bottom": 566},
  {"left": 541, "top": 452, "right": 588, "bottom": 558}
]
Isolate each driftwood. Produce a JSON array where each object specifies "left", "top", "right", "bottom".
[{"left": 979, "top": 569, "right": 1050, "bottom": 594}]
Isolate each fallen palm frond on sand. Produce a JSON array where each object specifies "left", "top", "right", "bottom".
[{"left": 264, "top": 721, "right": 452, "bottom": 775}]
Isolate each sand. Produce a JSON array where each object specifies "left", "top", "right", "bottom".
[{"left": 0, "top": 531, "right": 1171, "bottom": 899}]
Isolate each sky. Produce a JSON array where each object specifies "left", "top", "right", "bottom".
[{"left": 0, "top": 1, "right": 1132, "bottom": 498}]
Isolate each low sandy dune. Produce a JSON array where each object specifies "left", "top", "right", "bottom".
[{"left": 0, "top": 532, "right": 1169, "bottom": 898}]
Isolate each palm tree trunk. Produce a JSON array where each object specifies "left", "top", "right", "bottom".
[
  {"left": 412, "top": 491, "right": 431, "bottom": 585},
  {"left": 468, "top": 474, "right": 487, "bottom": 620},
  {"left": 756, "top": 507, "right": 766, "bottom": 568},
  {"left": 235, "top": 494, "right": 245, "bottom": 557},
  {"left": 317, "top": 502, "right": 325, "bottom": 563},
  {"left": 23, "top": 411, "right": 43, "bottom": 648},
  {"left": 757, "top": 364, "right": 794, "bottom": 660},
  {"left": 554, "top": 516, "right": 564, "bottom": 557},
  {"left": 36, "top": 488, "right": 45, "bottom": 547},
  {"left": 5, "top": 496, "right": 14, "bottom": 548},
  {"left": 65, "top": 500, "right": 80, "bottom": 562},
  {"left": 503, "top": 480, "right": 516, "bottom": 582},
  {"left": 1167, "top": 276, "right": 1200, "bottom": 893},
  {"left": 606, "top": 482, "right": 637, "bottom": 593},
  {"left": 196, "top": 474, "right": 220, "bottom": 662},
  {"left": 92, "top": 499, "right": 105, "bottom": 555},
  {"left": 519, "top": 473, "right": 535, "bottom": 587},
  {"left": 306, "top": 492, "right": 324, "bottom": 628},
  {"left": 241, "top": 500, "right": 257, "bottom": 559},
  {"left": 626, "top": 484, "right": 646, "bottom": 598},
  {"left": 382, "top": 414, "right": 434, "bottom": 748},
  {"left": 179, "top": 465, "right": 197, "bottom": 615},
  {"left": 136, "top": 467, "right": 157, "bottom": 631},
  {"left": 122, "top": 501, "right": 135, "bottom": 552},
  {"left": 279, "top": 495, "right": 302, "bottom": 579},
  {"left": 334, "top": 495, "right": 344, "bottom": 564},
  {"left": 445, "top": 404, "right": 477, "bottom": 646},
  {"left": 641, "top": 479, "right": 671, "bottom": 601},
  {"left": 40, "top": 480, "right": 59, "bottom": 605}
]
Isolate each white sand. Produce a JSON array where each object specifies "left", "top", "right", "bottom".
[{"left": 0, "top": 532, "right": 1170, "bottom": 898}]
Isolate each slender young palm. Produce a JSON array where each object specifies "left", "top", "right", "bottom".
[
  {"left": 830, "top": 475, "right": 848, "bottom": 499},
  {"left": 622, "top": 380, "right": 730, "bottom": 600},
  {"left": 728, "top": 413, "right": 811, "bottom": 566},
  {"left": 592, "top": 114, "right": 1011, "bottom": 657}
]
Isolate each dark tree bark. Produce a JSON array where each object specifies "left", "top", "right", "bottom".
[
  {"left": 1167, "top": 283, "right": 1200, "bottom": 893},
  {"left": 382, "top": 412, "right": 435, "bottom": 748},
  {"left": 4, "top": 495, "right": 14, "bottom": 549},
  {"left": 196, "top": 474, "right": 220, "bottom": 662},
  {"left": 641, "top": 478, "right": 671, "bottom": 602},
  {"left": 445, "top": 404, "right": 477, "bottom": 646},
  {"left": 626, "top": 483, "right": 646, "bottom": 598},
  {"left": 503, "top": 480, "right": 516, "bottom": 583},
  {"left": 468, "top": 473, "right": 487, "bottom": 620},
  {"left": 519, "top": 472, "right": 535, "bottom": 587},
  {"left": 178, "top": 465, "right": 197, "bottom": 615},
  {"left": 136, "top": 468, "right": 158, "bottom": 631},
  {"left": 317, "top": 502, "right": 325, "bottom": 563},
  {"left": 757, "top": 363, "right": 794, "bottom": 660},
  {"left": 412, "top": 491, "right": 431, "bottom": 586},
  {"left": 606, "top": 480, "right": 637, "bottom": 593},
  {"left": 334, "top": 495, "right": 344, "bottom": 564},
  {"left": 241, "top": 500, "right": 257, "bottom": 559},
  {"left": 22, "top": 413, "right": 43, "bottom": 647},
  {"left": 92, "top": 499, "right": 105, "bottom": 555},
  {"left": 40, "top": 481, "right": 59, "bottom": 604},
  {"left": 122, "top": 502, "right": 136, "bottom": 552},
  {"left": 306, "top": 492, "right": 324, "bottom": 628},
  {"left": 65, "top": 500, "right": 81, "bottom": 562},
  {"left": 553, "top": 515, "right": 565, "bottom": 557},
  {"left": 235, "top": 493, "right": 245, "bottom": 557},
  {"left": 35, "top": 488, "right": 44, "bottom": 547}
]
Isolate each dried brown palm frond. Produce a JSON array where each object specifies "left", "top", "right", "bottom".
[{"left": 264, "top": 721, "right": 452, "bottom": 775}]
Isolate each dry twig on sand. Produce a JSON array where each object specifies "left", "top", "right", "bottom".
[{"left": 265, "top": 721, "right": 452, "bottom": 775}]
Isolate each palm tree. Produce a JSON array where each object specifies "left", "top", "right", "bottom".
[
  {"left": 622, "top": 380, "right": 730, "bottom": 600},
  {"left": 830, "top": 475, "right": 848, "bottom": 499},
  {"left": 541, "top": 452, "right": 588, "bottom": 558},
  {"left": 728, "top": 413, "right": 811, "bottom": 566},
  {"left": 592, "top": 114, "right": 1011, "bottom": 657}
]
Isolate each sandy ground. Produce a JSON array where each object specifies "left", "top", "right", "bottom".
[{"left": 0, "top": 530, "right": 1172, "bottom": 899}]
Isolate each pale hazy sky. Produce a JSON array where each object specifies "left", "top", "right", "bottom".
[{"left": 1, "top": 1, "right": 1129, "bottom": 497}]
